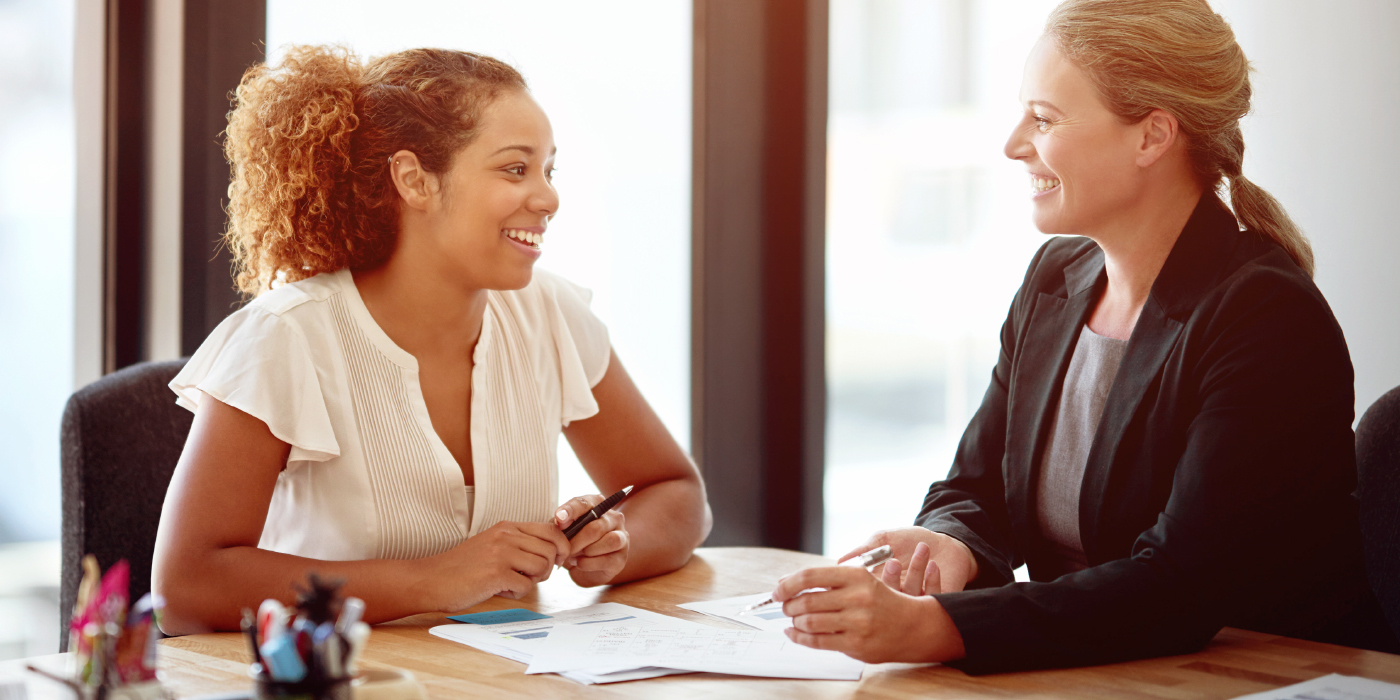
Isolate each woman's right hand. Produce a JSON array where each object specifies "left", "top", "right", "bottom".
[
  {"left": 839, "top": 527, "right": 979, "bottom": 594},
  {"left": 425, "top": 520, "right": 571, "bottom": 611}
]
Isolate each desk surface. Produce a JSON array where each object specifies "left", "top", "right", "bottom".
[{"left": 8, "top": 547, "right": 1400, "bottom": 699}]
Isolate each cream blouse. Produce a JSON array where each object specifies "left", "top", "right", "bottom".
[{"left": 169, "top": 268, "right": 610, "bottom": 561}]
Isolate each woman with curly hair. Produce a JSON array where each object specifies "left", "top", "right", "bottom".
[
  {"left": 151, "top": 46, "right": 711, "bottom": 633},
  {"left": 770, "top": 0, "right": 1397, "bottom": 671}
]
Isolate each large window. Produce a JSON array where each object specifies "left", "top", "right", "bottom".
[
  {"left": 824, "top": 0, "right": 1055, "bottom": 558},
  {"left": 266, "top": 1, "right": 692, "bottom": 502},
  {"left": 0, "top": 0, "right": 74, "bottom": 659}
]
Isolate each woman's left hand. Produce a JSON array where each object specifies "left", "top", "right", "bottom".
[
  {"left": 554, "top": 494, "right": 630, "bottom": 586},
  {"left": 773, "top": 563, "right": 966, "bottom": 664}
]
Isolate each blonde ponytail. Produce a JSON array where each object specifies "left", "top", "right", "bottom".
[{"left": 1227, "top": 175, "right": 1314, "bottom": 277}]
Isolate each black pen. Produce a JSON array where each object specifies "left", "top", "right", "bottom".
[
  {"left": 561, "top": 485, "right": 634, "bottom": 539},
  {"left": 240, "top": 608, "right": 261, "bottom": 666}
]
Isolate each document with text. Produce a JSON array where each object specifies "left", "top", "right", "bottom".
[
  {"left": 428, "top": 603, "right": 691, "bottom": 684},
  {"left": 525, "top": 619, "right": 865, "bottom": 681}
]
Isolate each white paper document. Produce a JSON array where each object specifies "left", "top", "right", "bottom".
[
  {"left": 428, "top": 603, "right": 691, "bottom": 684},
  {"left": 678, "top": 592, "right": 793, "bottom": 631},
  {"left": 1231, "top": 673, "right": 1400, "bottom": 700},
  {"left": 525, "top": 619, "right": 865, "bottom": 681}
]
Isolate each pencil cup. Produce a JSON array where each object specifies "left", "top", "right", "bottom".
[{"left": 250, "top": 664, "right": 350, "bottom": 700}]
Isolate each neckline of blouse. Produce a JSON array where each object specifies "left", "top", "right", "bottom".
[{"left": 334, "top": 268, "right": 497, "bottom": 372}]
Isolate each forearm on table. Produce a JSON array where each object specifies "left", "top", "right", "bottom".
[
  {"left": 609, "top": 475, "right": 711, "bottom": 583},
  {"left": 154, "top": 546, "right": 445, "bottom": 635},
  {"left": 935, "top": 558, "right": 1220, "bottom": 674}
]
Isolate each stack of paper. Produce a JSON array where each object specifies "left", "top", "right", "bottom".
[
  {"left": 428, "top": 603, "right": 691, "bottom": 684},
  {"left": 525, "top": 619, "right": 864, "bottom": 681},
  {"left": 429, "top": 600, "right": 864, "bottom": 684}
]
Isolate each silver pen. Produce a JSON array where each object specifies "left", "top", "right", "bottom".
[{"left": 739, "top": 545, "right": 894, "bottom": 615}]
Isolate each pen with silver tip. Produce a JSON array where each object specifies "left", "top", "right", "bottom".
[
  {"left": 740, "top": 544, "right": 894, "bottom": 614},
  {"left": 562, "top": 485, "right": 634, "bottom": 539}
]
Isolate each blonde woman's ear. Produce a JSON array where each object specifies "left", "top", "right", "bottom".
[{"left": 1135, "top": 109, "right": 1180, "bottom": 168}]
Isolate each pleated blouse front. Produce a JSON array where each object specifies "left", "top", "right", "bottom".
[{"left": 169, "top": 268, "right": 611, "bottom": 561}]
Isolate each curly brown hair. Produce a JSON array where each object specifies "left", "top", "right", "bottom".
[{"left": 223, "top": 45, "right": 527, "bottom": 294}]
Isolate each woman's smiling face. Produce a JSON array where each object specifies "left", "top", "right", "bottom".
[
  {"left": 1004, "top": 36, "right": 1144, "bottom": 236},
  {"left": 426, "top": 88, "right": 559, "bottom": 291}
]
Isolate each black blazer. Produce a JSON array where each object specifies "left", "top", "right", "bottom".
[{"left": 919, "top": 193, "right": 1380, "bottom": 674}]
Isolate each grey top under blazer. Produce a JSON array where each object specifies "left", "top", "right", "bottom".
[{"left": 919, "top": 193, "right": 1388, "bottom": 674}]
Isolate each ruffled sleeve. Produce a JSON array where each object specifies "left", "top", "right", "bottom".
[
  {"left": 539, "top": 272, "right": 612, "bottom": 426},
  {"left": 170, "top": 304, "right": 340, "bottom": 463}
]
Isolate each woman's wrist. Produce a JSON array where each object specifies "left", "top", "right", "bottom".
[
  {"left": 913, "top": 594, "right": 968, "bottom": 663},
  {"left": 942, "top": 534, "right": 980, "bottom": 583},
  {"left": 404, "top": 552, "right": 456, "bottom": 613}
]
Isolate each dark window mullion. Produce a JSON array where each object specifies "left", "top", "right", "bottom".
[{"left": 180, "top": 0, "right": 264, "bottom": 356}]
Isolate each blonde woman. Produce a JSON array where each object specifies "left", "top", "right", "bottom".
[
  {"left": 151, "top": 47, "right": 711, "bottom": 633},
  {"left": 773, "top": 0, "right": 1396, "bottom": 671}
]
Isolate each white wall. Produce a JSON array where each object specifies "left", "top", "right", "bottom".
[{"left": 1216, "top": 0, "right": 1400, "bottom": 422}]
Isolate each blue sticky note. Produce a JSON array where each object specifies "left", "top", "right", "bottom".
[{"left": 448, "top": 608, "right": 551, "bottom": 625}]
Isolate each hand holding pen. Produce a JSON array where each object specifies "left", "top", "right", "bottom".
[
  {"left": 741, "top": 545, "right": 894, "bottom": 614},
  {"left": 553, "top": 485, "right": 634, "bottom": 585},
  {"left": 772, "top": 544, "right": 968, "bottom": 664}
]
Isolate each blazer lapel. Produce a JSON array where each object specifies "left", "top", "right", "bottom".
[
  {"left": 1076, "top": 193, "right": 1238, "bottom": 556},
  {"left": 1077, "top": 296, "right": 1183, "bottom": 555},
  {"left": 1005, "top": 248, "right": 1103, "bottom": 549}
]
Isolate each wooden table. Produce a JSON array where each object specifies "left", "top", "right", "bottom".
[{"left": 7, "top": 547, "right": 1400, "bottom": 699}]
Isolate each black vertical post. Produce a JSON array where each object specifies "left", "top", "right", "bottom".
[
  {"left": 761, "top": 0, "right": 827, "bottom": 553},
  {"left": 180, "top": 0, "right": 265, "bottom": 355},
  {"left": 693, "top": 0, "right": 827, "bottom": 552},
  {"left": 105, "top": 0, "right": 149, "bottom": 372}
]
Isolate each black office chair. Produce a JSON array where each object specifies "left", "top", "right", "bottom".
[
  {"left": 1357, "top": 384, "right": 1400, "bottom": 642},
  {"left": 59, "top": 359, "right": 191, "bottom": 650}
]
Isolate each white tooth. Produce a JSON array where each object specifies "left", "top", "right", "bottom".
[
  {"left": 528, "top": 233, "right": 537, "bottom": 245},
  {"left": 508, "top": 229, "right": 519, "bottom": 240}
]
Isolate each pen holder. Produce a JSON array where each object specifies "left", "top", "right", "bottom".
[{"left": 250, "top": 665, "right": 350, "bottom": 700}]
